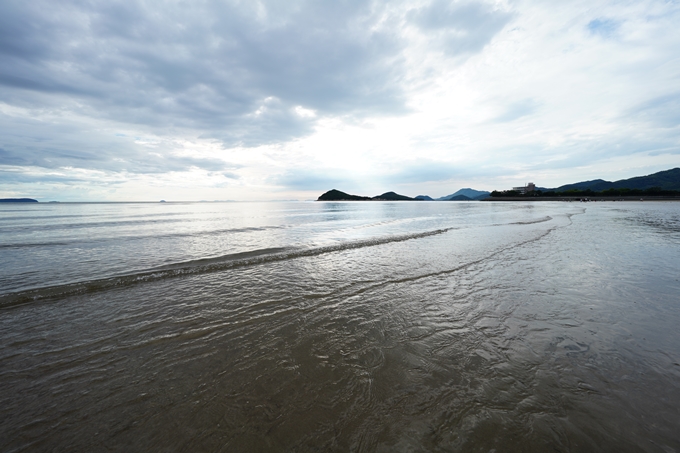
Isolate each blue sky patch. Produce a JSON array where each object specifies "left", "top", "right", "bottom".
[{"left": 587, "top": 18, "right": 620, "bottom": 37}]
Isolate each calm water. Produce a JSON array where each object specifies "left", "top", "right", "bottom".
[{"left": 1, "top": 201, "right": 679, "bottom": 452}]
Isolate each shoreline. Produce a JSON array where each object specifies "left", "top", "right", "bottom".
[{"left": 483, "top": 196, "right": 680, "bottom": 201}]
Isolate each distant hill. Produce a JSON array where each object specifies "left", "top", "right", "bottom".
[
  {"left": 317, "top": 190, "right": 419, "bottom": 201},
  {"left": 0, "top": 198, "right": 38, "bottom": 203},
  {"left": 318, "top": 188, "right": 491, "bottom": 201},
  {"left": 317, "top": 189, "right": 371, "bottom": 201},
  {"left": 319, "top": 170, "right": 680, "bottom": 202},
  {"left": 471, "top": 193, "right": 492, "bottom": 200},
  {"left": 372, "top": 191, "right": 417, "bottom": 201},
  {"left": 549, "top": 168, "right": 680, "bottom": 192},
  {"left": 547, "top": 179, "right": 607, "bottom": 192},
  {"left": 444, "top": 195, "right": 473, "bottom": 201},
  {"left": 437, "top": 188, "right": 490, "bottom": 201}
]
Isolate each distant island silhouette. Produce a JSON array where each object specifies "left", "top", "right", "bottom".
[
  {"left": 316, "top": 189, "right": 492, "bottom": 201},
  {"left": 318, "top": 168, "right": 680, "bottom": 202},
  {"left": 540, "top": 167, "right": 680, "bottom": 192},
  {"left": 490, "top": 167, "right": 680, "bottom": 199},
  {"left": 0, "top": 198, "right": 38, "bottom": 203},
  {"left": 318, "top": 190, "right": 419, "bottom": 201}
]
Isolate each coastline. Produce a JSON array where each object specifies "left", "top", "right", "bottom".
[{"left": 483, "top": 196, "right": 680, "bottom": 201}]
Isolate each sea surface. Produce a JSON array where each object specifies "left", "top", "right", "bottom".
[{"left": 1, "top": 200, "right": 679, "bottom": 452}]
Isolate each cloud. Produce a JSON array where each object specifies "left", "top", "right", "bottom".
[
  {"left": 409, "top": 0, "right": 513, "bottom": 55},
  {"left": 0, "top": 148, "right": 24, "bottom": 165},
  {"left": 0, "top": 0, "right": 516, "bottom": 192},
  {"left": 0, "top": 170, "right": 123, "bottom": 185},
  {"left": 206, "top": 97, "right": 317, "bottom": 147},
  {"left": 0, "top": 116, "right": 241, "bottom": 175},
  {"left": 270, "top": 169, "right": 356, "bottom": 191},
  {"left": 626, "top": 93, "right": 680, "bottom": 129},
  {"left": 492, "top": 98, "right": 540, "bottom": 123},
  {"left": 0, "top": 0, "right": 409, "bottom": 146},
  {"left": 158, "top": 155, "right": 241, "bottom": 173},
  {"left": 383, "top": 160, "right": 464, "bottom": 184}
]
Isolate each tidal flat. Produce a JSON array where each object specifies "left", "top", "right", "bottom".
[{"left": 1, "top": 201, "right": 679, "bottom": 452}]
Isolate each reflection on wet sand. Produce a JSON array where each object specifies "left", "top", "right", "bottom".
[{"left": 1, "top": 202, "right": 679, "bottom": 452}]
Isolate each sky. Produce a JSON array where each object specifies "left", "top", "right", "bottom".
[{"left": 1, "top": 0, "right": 679, "bottom": 201}]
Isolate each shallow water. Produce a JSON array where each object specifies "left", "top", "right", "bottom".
[{"left": 1, "top": 201, "right": 679, "bottom": 452}]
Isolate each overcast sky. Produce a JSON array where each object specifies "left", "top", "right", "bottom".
[{"left": 1, "top": 0, "right": 679, "bottom": 201}]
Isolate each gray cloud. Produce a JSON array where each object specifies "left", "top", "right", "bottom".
[
  {"left": 511, "top": 134, "right": 680, "bottom": 173},
  {"left": 0, "top": 1, "right": 407, "bottom": 143},
  {"left": 0, "top": 114, "right": 241, "bottom": 174},
  {"left": 0, "top": 0, "right": 513, "bottom": 180},
  {"left": 158, "top": 155, "right": 241, "bottom": 174},
  {"left": 627, "top": 93, "right": 680, "bottom": 129},
  {"left": 0, "top": 1, "right": 511, "bottom": 126},
  {"left": 0, "top": 171, "right": 124, "bottom": 185},
  {"left": 410, "top": 0, "right": 512, "bottom": 55},
  {"left": 383, "top": 160, "right": 463, "bottom": 184},
  {"left": 0, "top": 148, "right": 24, "bottom": 166}
]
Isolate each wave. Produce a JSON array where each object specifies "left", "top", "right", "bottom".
[
  {"left": 0, "top": 211, "right": 192, "bottom": 222},
  {"left": 0, "top": 242, "right": 73, "bottom": 249},
  {"left": 508, "top": 216, "right": 552, "bottom": 225},
  {"left": 0, "top": 225, "right": 287, "bottom": 249},
  {"left": 0, "top": 217, "right": 192, "bottom": 233},
  {"left": 312, "top": 213, "right": 585, "bottom": 302},
  {"left": 0, "top": 228, "right": 453, "bottom": 309}
]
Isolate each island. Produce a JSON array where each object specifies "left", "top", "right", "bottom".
[
  {"left": 0, "top": 198, "right": 38, "bottom": 203},
  {"left": 316, "top": 168, "right": 680, "bottom": 203},
  {"left": 317, "top": 190, "right": 420, "bottom": 201},
  {"left": 372, "top": 191, "right": 418, "bottom": 201},
  {"left": 317, "top": 189, "right": 371, "bottom": 201}
]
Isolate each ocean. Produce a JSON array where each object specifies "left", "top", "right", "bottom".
[{"left": 1, "top": 200, "right": 679, "bottom": 452}]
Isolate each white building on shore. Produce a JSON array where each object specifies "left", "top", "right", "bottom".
[{"left": 512, "top": 182, "right": 536, "bottom": 194}]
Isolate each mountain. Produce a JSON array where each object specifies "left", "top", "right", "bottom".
[
  {"left": 372, "top": 191, "right": 418, "bottom": 201},
  {"left": 0, "top": 198, "right": 38, "bottom": 203},
  {"left": 414, "top": 195, "right": 433, "bottom": 201},
  {"left": 437, "top": 188, "right": 491, "bottom": 201},
  {"left": 549, "top": 179, "right": 608, "bottom": 192},
  {"left": 317, "top": 189, "right": 371, "bottom": 201},
  {"left": 471, "top": 193, "right": 492, "bottom": 200},
  {"left": 317, "top": 190, "right": 418, "bottom": 201},
  {"left": 548, "top": 168, "right": 680, "bottom": 192},
  {"left": 606, "top": 167, "right": 680, "bottom": 190},
  {"left": 444, "top": 195, "right": 472, "bottom": 201}
]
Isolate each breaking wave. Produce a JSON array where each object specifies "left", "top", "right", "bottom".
[{"left": 0, "top": 228, "right": 453, "bottom": 308}]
